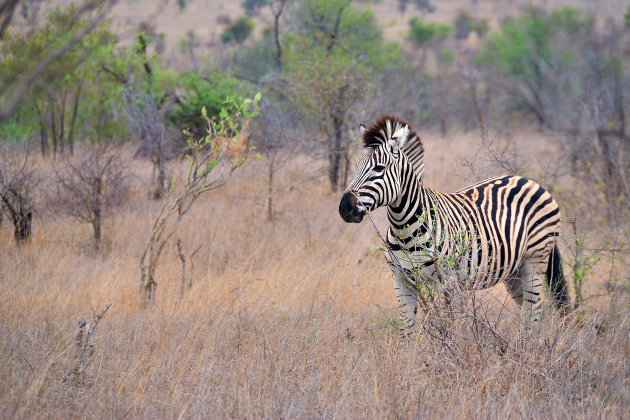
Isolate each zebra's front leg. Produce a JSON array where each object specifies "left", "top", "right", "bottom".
[{"left": 393, "top": 271, "right": 419, "bottom": 341}]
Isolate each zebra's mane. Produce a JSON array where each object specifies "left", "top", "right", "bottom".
[{"left": 362, "top": 114, "right": 425, "bottom": 180}]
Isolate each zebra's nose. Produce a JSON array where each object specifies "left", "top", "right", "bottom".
[{"left": 339, "top": 192, "right": 365, "bottom": 223}]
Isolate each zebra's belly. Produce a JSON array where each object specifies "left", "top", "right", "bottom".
[{"left": 387, "top": 246, "right": 513, "bottom": 291}]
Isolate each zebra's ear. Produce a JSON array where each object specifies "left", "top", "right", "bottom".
[
  {"left": 359, "top": 123, "right": 366, "bottom": 135},
  {"left": 389, "top": 124, "right": 409, "bottom": 151}
]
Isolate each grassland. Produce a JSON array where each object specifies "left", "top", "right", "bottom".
[{"left": 1, "top": 130, "right": 628, "bottom": 418}]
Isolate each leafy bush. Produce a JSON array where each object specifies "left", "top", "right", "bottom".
[
  {"left": 231, "top": 27, "right": 280, "bottom": 79},
  {"left": 454, "top": 11, "right": 488, "bottom": 39},
  {"left": 242, "top": 0, "right": 268, "bottom": 15},
  {"left": 409, "top": 17, "right": 452, "bottom": 46},
  {"left": 221, "top": 16, "right": 255, "bottom": 44},
  {"left": 168, "top": 71, "right": 247, "bottom": 137}
]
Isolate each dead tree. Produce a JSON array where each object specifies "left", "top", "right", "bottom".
[
  {"left": 55, "top": 150, "right": 127, "bottom": 249},
  {"left": 124, "top": 33, "right": 183, "bottom": 200},
  {"left": 249, "top": 97, "right": 295, "bottom": 221},
  {"left": 0, "top": 152, "right": 38, "bottom": 245},
  {"left": 140, "top": 95, "right": 260, "bottom": 304}
]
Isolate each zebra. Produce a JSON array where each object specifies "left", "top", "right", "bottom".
[{"left": 339, "top": 114, "right": 569, "bottom": 335}]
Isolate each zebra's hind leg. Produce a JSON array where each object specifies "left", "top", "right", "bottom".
[
  {"left": 509, "top": 258, "right": 546, "bottom": 328},
  {"left": 393, "top": 272, "right": 419, "bottom": 341}
]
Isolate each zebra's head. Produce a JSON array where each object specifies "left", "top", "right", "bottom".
[{"left": 339, "top": 115, "right": 421, "bottom": 223}]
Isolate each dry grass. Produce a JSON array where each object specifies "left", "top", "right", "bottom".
[{"left": 1, "top": 131, "right": 629, "bottom": 418}]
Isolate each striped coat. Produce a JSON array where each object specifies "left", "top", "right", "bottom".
[{"left": 339, "top": 115, "right": 569, "bottom": 333}]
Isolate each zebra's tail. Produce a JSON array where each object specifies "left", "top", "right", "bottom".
[{"left": 545, "top": 244, "right": 570, "bottom": 313}]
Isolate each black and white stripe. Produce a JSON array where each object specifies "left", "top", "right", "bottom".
[{"left": 339, "top": 115, "right": 569, "bottom": 334}]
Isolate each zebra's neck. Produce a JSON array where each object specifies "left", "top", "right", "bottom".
[{"left": 386, "top": 161, "right": 432, "bottom": 233}]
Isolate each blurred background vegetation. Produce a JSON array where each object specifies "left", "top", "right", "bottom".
[
  {"left": 1, "top": 0, "right": 629, "bottom": 277},
  {"left": 0, "top": 0, "right": 628, "bottom": 191}
]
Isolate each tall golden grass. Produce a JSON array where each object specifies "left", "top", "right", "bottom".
[{"left": 0, "top": 131, "right": 628, "bottom": 418}]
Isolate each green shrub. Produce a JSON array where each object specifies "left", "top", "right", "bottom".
[
  {"left": 409, "top": 17, "right": 452, "bottom": 46},
  {"left": 169, "top": 71, "right": 247, "bottom": 137},
  {"left": 454, "top": 11, "right": 488, "bottom": 40},
  {"left": 221, "top": 16, "right": 255, "bottom": 44},
  {"left": 242, "top": 0, "right": 268, "bottom": 15}
]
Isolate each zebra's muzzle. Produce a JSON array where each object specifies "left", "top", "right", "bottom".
[{"left": 339, "top": 191, "right": 365, "bottom": 223}]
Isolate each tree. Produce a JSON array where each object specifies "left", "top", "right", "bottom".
[
  {"left": 0, "top": 0, "right": 117, "bottom": 124},
  {"left": 55, "top": 149, "right": 127, "bottom": 250},
  {"left": 269, "top": 0, "right": 286, "bottom": 68},
  {"left": 409, "top": 17, "right": 453, "bottom": 137},
  {"left": 479, "top": 6, "right": 629, "bottom": 225},
  {"left": 0, "top": 0, "right": 46, "bottom": 39},
  {"left": 0, "top": 3, "right": 118, "bottom": 155},
  {"left": 140, "top": 94, "right": 260, "bottom": 304},
  {"left": 121, "top": 32, "right": 181, "bottom": 200},
  {"left": 221, "top": 16, "right": 254, "bottom": 44},
  {"left": 477, "top": 6, "right": 594, "bottom": 128},
  {"left": 249, "top": 97, "right": 295, "bottom": 221},
  {"left": 0, "top": 150, "right": 37, "bottom": 245},
  {"left": 283, "top": 0, "right": 400, "bottom": 192}
]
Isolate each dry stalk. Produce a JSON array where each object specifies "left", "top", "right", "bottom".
[
  {"left": 139, "top": 95, "right": 260, "bottom": 304},
  {"left": 63, "top": 303, "right": 111, "bottom": 386}
]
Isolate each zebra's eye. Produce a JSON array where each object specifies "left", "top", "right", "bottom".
[{"left": 372, "top": 165, "right": 386, "bottom": 175}]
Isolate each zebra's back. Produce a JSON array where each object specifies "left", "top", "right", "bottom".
[
  {"left": 450, "top": 175, "right": 561, "bottom": 286},
  {"left": 389, "top": 175, "right": 561, "bottom": 289}
]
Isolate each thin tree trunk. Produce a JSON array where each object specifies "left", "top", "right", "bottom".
[
  {"left": 0, "top": 0, "right": 20, "bottom": 39},
  {"left": 93, "top": 178, "right": 102, "bottom": 249},
  {"left": 342, "top": 149, "right": 351, "bottom": 190},
  {"left": 177, "top": 239, "right": 192, "bottom": 296},
  {"left": 266, "top": 154, "right": 275, "bottom": 221},
  {"left": 68, "top": 82, "right": 82, "bottom": 155},
  {"left": 470, "top": 82, "right": 487, "bottom": 141},
  {"left": 438, "top": 78, "right": 447, "bottom": 138},
  {"left": 59, "top": 92, "right": 66, "bottom": 154},
  {"left": 93, "top": 213, "right": 101, "bottom": 250},
  {"left": 271, "top": 0, "right": 285, "bottom": 68},
  {"left": 14, "top": 207, "right": 31, "bottom": 245},
  {"left": 0, "top": 193, "right": 32, "bottom": 245},
  {"left": 153, "top": 153, "right": 166, "bottom": 200},
  {"left": 50, "top": 102, "right": 58, "bottom": 157},
  {"left": 329, "top": 115, "right": 344, "bottom": 192},
  {"left": 34, "top": 100, "right": 48, "bottom": 156},
  {"left": 612, "top": 58, "right": 626, "bottom": 138}
]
